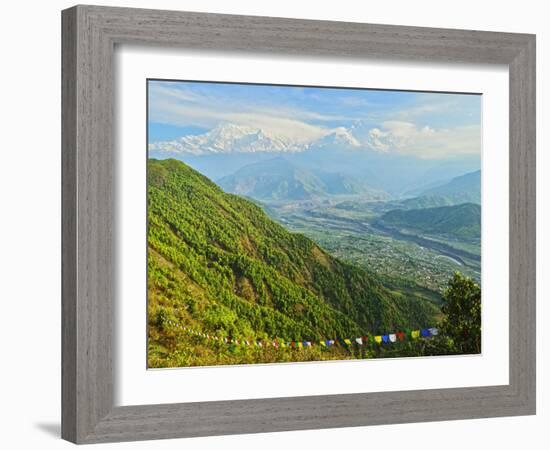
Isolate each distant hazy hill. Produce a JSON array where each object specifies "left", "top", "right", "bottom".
[
  {"left": 149, "top": 123, "right": 480, "bottom": 195},
  {"left": 420, "top": 170, "right": 481, "bottom": 205},
  {"left": 218, "top": 157, "right": 388, "bottom": 201},
  {"left": 335, "top": 193, "right": 467, "bottom": 218},
  {"left": 217, "top": 157, "right": 324, "bottom": 201},
  {"left": 398, "top": 195, "right": 455, "bottom": 210},
  {"left": 147, "top": 159, "right": 438, "bottom": 367},
  {"left": 378, "top": 203, "right": 481, "bottom": 240}
]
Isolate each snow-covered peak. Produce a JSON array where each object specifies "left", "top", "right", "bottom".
[
  {"left": 315, "top": 127, "right": 361, "bottom": 149},
  {"left": 148, "top": 123, "right": 363, "bottom": 156},
  {"left": 149, "top": 123, "right": 306, "bottom": 156}
]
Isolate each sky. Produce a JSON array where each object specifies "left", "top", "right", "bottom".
[{"left": 148, "top": 79, "right": 481, "bottom": 160}]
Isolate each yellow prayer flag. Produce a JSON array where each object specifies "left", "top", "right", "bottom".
[
  {"left": 297, "top": 342, "right": 303, "bottom": 348},
  {"left": 320, "top": 341, "right": 326, "bottom": 347},
  {"left": 374, "top": 335, "right": 382, "bottom": 344},
  {"left": 411, "top": 330, "right": 420, "bottom": 339},
  {"left": 344, "top": 338, "right": 352, "bottom": 345}
]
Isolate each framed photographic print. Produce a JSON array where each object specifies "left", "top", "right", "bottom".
[{"left": 62, "top": 5, "right": 536, "bottom": 444}]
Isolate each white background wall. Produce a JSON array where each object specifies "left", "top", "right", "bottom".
[{"left": 0, "top": 1, "right": 546, "bottom": 448}]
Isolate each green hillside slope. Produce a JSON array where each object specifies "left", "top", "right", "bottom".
[
  {"left": 147, "top": 159, "right": 439, "bottom": 367},
  {"left": 379, "top": 203, "right": 481, "bottom": 240}
]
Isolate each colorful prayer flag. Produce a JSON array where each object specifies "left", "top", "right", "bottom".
[{"left": 212, "top": 325, "right": 435, "bottom": 350}]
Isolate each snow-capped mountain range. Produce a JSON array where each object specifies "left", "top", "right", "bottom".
[
  {"left": 315, "top": 127, "right": 361, "bottom": 149},
  {"left": 148, "top": 123, "right": 362, "bottom": 156}
]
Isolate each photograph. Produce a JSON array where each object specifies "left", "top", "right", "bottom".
[
  {"left": 147, "top": 80, "right": 481, "bottom": 368},
  {"left": 146, "top": 80, "right": 482, "bottom": 368}
]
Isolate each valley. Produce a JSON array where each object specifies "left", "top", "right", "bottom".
[
  {"left": 207, "top": 155, "right": 482, "bottom": 298},
  {"left": 262, "top": 197, "right": 481, "bottom": 296}
]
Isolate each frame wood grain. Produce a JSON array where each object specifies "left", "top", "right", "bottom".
[{"left": 61, "top": 5, "right": 536, "bottom": 444}]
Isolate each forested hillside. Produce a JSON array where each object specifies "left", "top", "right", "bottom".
[
  {"left": 378, "top": 203, "right": 481, "bottom": 240},
  {"left": 147, "top": 159, "right": 439, "bottom": 367}
]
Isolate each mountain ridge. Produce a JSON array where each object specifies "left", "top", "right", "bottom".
[
  {"left": 419, "top": 170, "right": 481, "bottom": 204},
  {"left": 378, "top": 202, "right": 481, "bottom": 240},
  {"left": 148, "top": 123, "right": 366, "bottom": 157},
  {"left": 217, "top": 157, "right": 389, "bottom": 201},
  {"left": 149, "top": 123, "right": 309, "bottom": 156}
]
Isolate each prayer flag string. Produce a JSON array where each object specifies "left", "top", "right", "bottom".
[{"left": 164, "top": 320, "right": 439, "bottom": 350}]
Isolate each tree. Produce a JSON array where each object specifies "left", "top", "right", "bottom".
[{"left": 440, "top": 272, "right": 481, "bottom": 354}]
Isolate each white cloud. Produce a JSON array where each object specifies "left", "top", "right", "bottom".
[
  {"left": 148, "top": 83, "right": 481, "bottom": 159},
  {"left": 395, "top": 102, "right": 451, "bottom": 119},
  {"left": 149, "top": 84, "right": 329, "bottom": 143},
  {"left": 364, "top": 120, "right": 480, "bottom": 159}
]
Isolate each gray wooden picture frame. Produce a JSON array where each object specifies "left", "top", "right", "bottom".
[{"left": 61, "top": 5, "right": 536, "bottom": 444}]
